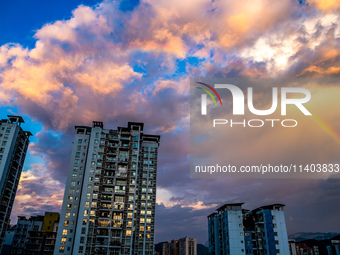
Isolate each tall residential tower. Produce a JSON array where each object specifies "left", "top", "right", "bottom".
[
  {"left": 0, "top": 116, "right": 32, "bottom": 251},
  {"left": 54, "top": 121, "right": 160, "bottom": 255},
  {"left": 208, "top": 203, "right": 290, "bottom": 255}
]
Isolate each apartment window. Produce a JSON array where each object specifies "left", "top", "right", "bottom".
[
  {"left": 274, "top": 232, "right": 278, "bottom": 236},
  {"left": 81, "top": 228, "right": 86, "bottom": 234},
  {"left": 275, "top": 240, "right": 279, "bottom": 245},
  {"left": 68, "top": 196, "right": 73, "bottom": 202},
  {"left": 72, "top": 173, "right": 77, "bottom": 178},
  {"left": 66, "top": 204, "right": 72, "bottom": 210},
  {"left": 62, "top": 229, "right": 68, "bottom": 235},
  {"left": 276, "top": 250, "right": 280, "bottom": 253},
  {"left": 65, "top": 213, "right": 70, "bottom": 218},
  {"left": 240, "top": 232, "right": 243, "bottom": 236},
  {"left": 75, "top": 152, "right": 80, "bottom": 158},
  {"left": 79, "top": 246, "right": 84, "bottom": 253},
  {"left": 80, "top": 237, "right": 85, "bottom": 243},
  {"left": 78, "top": 139, "right": 82, "bottom": 144},
  {"left": 273, "top": 224, "right": 277, "bottom": 228},
  {"left": 84, "top": 210, "right": 89, "bottom": 217},
  {"left": 77, "top": 145, "right": 81, "bottom": 150},
  {"left": 61, "top": 237, "right": 66, "bottom": 244},
  {"left": 126, "top": 230, "right": 131, "bottom": 236},
  {"left": 85, "top": 202, "right": 90, "bottom": 208},
  {"left": 83, "top": 219, "right": 87, "bottom": 225},
  {"left": 1, "top": 141, "right": 7, "bottom": 146},
  {"left": 64, "top": 221, "right": 69, "bottom": 227},
  {"left": 71, "top": 181, "right": 76, "bottom": 187},
  {"left": 272, "top": 215, "right": 275, "bottom": 220},
  {"left": 59, "top": 247, "right": 65, "bottom": 253}
]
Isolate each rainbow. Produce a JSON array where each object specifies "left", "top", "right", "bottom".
[{"left": 311, "top": 115, "right": 340, "bottom": 146}]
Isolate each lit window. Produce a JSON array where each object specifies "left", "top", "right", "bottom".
[
  {"left": 61, "top": 238, "right": 66, "bottom": 244},
  {"left": 62, "top": 229, "right": 68, "bottom": 235},
  {"left": 126, "top": 230, "right": 131, "bottom": 236}
]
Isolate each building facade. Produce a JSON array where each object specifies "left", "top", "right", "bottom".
[
  {"left": 54, "top": 121, "right": 160, "bottom": 255},
  {"left": 11, "top": 215, "right": 44, "bottom": 254},
  {"left": 0, "top": 115, "right": 32, "bottom": 252},
  {"left": 2, "top": 212, "right": 59, "bottom": 255},
  {"left": 26, "top": 212, "right": 60, "bottom": 255},
  {"left": 163, "top": 237, "right": 197, "bottom": 255},
  {"left": 208, "top": 203, "right": 290, "bottom": 255}
]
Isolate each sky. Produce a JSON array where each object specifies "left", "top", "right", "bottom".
[{"left": 0, "top": 0, "right": 340, "bottom": 245}]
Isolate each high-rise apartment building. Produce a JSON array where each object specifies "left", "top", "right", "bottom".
[
  {"left": 208, "top": 203, "right": 290, "bottom": 255},
  {"left": 0, "top": 115, "right": 31, "bottom": 252},
  {"left": 54, "top": 121, "right": 160, "bottom": 255}
]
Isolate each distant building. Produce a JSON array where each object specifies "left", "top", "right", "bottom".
[
  {"left": 26, "top": 212, "right": 60, "bottom": 255},
  {"left": 208, "top": 203, "right": 290, "bottom": 255},
  {"left": 296, "top": 242, "right": 320, "bottom": 255},
  {"left": 162, "top": 237, "right": 197, "bottom": 255},
  {"left": 0, "top": 225, "right": 15, "bottom": 255},
  {"left": 294, "top": 238, "right": 340, "bottom": 255},
  {"left": 327, "top": 240, "right": 340, "bottom": 255},
  {"left": 54, "top": 121, "right": 160, "bottom": 255},
  {"left": 289, "top": 239, "right": 297, "bottom": 255},
  {"left": 178, "top": 237, "right": 196, "bottom": 255},
  {"left": 11, "top": 215, "right": 45, "bottom": 254},
  {"left": 0, "top": 116, "right": 32, "bottom": 252},
  {"left": 3, "top": 212, "right": 59, "bottom": 255}
]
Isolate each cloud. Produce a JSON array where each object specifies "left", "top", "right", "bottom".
[
  {"left": 11, "top": 165, "right": 64, "bottom": 222},
  {"left": 307, "top": 0, "right": 340, "bottom": 12}
]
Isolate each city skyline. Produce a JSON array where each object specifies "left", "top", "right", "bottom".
[{"left": 1, "top": 0, "right": 340, "bottom": 246}]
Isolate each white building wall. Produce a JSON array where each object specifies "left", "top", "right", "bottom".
[
  {"left": 271, "top": 210, "right": 290, "bottom": 255},
  {"left": 227, "top": 210, "right": 245, "bottom": 255}
]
